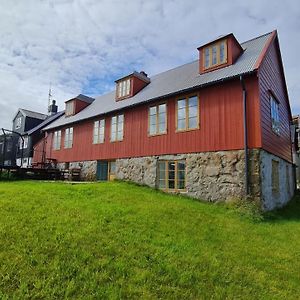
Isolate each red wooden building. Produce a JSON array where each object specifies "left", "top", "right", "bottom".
[{"left": 35, "top": 30, "right": 295, "bottom": 210}]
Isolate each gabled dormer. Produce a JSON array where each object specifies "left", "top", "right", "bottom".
[
  {"left": 115, "top": 71, "right": 150, "bottom": 101},
  {"left": 65, "top": 94, "right": 95, "bottom": 117},
  {"left": 198, "top": 33, "right": 243, "bottom": 74}
]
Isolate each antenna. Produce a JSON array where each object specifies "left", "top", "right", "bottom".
[{"left": 48, "top": 83, "right": 52, "bottom": 114}]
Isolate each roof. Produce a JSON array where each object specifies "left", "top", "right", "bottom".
[
  {"left": 116, "top": 71, "right": 150, "bottom": 83},
  {"left": 14, "top": 109, "right": 48, "bottom": 121},
  {"left": 26, "top": 111, "right": 65, "bottom": 135},
  {"left": 45, "top": 31, "right": 273, "bottom": 131},
  {"left": 65, "top": 94, "right": 95, "bottom": 104}
]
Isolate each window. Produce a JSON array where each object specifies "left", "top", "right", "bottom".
[
  {"left": 117, "top": 79, "right": 131, "bottom": 98},
  {"left": 111, "top": 114, "right": 124, "bottom": 142},
  {"left": 93, "top": 119, "right": 105, "bottom": 144},
  {"left": 149, "top": 103, "right": 167, "bottom": 135},
  {"left": 64, "top": 127, "right": 73, "bottom": 148},
  {"left": 53, "top": 130, "right": 61, "bottom": 150},
  {"left": 176, "top": 95, "right": 199, "bottom": 131},
  {"left": 65, "top": 101, "right": 74, "bottom": 116},
  {"left": 203, "top": 40, "right": 228, "bottom": 69},
  {"left": 158, "top": 160, "right": 186, "bottom": 191},
  {"left": 19, "top": 136, "right": 28, "bottom": 149},
  {"left": 15, "top": 117, "right": 22, "bottom": 129},
  {"left": 270, "top": 95, "right": 280, "bottom": 134}
]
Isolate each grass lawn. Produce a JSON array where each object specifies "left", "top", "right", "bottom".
[{"left": 0, "top": 181, "right": 299, "bottom": 299}]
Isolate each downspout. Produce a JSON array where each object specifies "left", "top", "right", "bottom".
[{"left": 240, "top": 75, "right": 249, "bottom": 196}]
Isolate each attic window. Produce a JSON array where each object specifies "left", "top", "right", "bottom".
[
  {"left": 15, "top": 117, "right": 22, "bottom": 129},
  {"left": 65, "top": 101, "right": 74, "bottom": 116},
  {"left": 117, "top": 79, "right": 131, "bottom": 99},
  {"left": 203, "top": 40, "right": 227, "bottom": 69}
]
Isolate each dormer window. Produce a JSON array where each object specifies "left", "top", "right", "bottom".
[
  {"left": 115, "top": 71, "right": 150, "bottom": 101},
  {"left": 203, "top": 40, "right": 227, "bottom": 70},
  {"left": 117, "top": 79, "right": 131, "bottom": 99},
  {"left": 65, "top": 101, "right": 74, "bottom": 116},
  {"left": 15, "top": 117, "right": 22, "bottom": 129}
]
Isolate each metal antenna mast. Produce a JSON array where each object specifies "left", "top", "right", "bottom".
[{"left": 48, "top": 83, "right": 52, "bottom": 114}]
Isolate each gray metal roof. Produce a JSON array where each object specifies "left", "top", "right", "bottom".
[
  {"left": 45, "top": 32, "right": 272, "bottom": 131},
  {"left": 26, "top": 111, "right": 65, "bottom": 135},
  {"left": 66, "top": 94, "right": 95, "bottom": 104},
  {"left": 19, "top": 109, "right": 48, "bottom": 120}
]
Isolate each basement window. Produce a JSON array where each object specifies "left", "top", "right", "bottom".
[
  {"left": 64, "top": 127, "right": 73, "bottom": 149},
  {"left": 157, "top": 160, "right": 186, "bottom": 191},
  {"left": 117, "top": 79, "right": 131, "bottom": 99},
  {"left": 93, "top": 119, "right": 105, "bottom": 144},
  {"left": 203, "top": 40, "right": 227, "bottom": 69},
  {"left": 176, "top": 95, "right": 199, "bottom": 131},
  {"left": 111, "top": 114, "right": 124, "bottom": 142},
  {"left": 53, "top": 130, "right": 61, "bottom": 150},
  {"left": 270, "top": 95, "right": 280, "bottom": 135},
  {"left": 149, "top": 103, "right": 167, "bottom": 135}
]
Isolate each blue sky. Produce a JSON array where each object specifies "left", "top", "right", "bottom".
[{"left": 0, "top": 0, "right": 299, "bottom": 129}]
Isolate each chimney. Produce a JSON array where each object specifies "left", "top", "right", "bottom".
[
  {"left": 140, "top": 71, "right": 148, "bottom": 78},
  {"left": 48, "top": 100, "right": 58, "bottom": 115}
]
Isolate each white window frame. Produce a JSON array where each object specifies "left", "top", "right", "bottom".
[
  {"left": 117, "top": 79, "right": 131, "bottom": 98},
  {"left": 53, "top": 130, "right": 61, "bottom": 150},
  {"left": 270, "top": 95, "right": 280, "bottom": 135},
  {"left": 93, "top": 119, "right": 105, "bottom": 144},
  {"left": 64, "top": 127, "right": 73, "bottom": 149},
  {"left": 15, "top": 117, "right": 22, "bottom": 129},
  {"left": 111, "top": 114, "right": 124, "bottom": 142}
]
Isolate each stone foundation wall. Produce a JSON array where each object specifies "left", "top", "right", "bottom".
[
  {"left": 260, "top": 150, "right": 295, "bottom": 211},
  {"left": 57, "top": 160, "right": 97, "bottom": 181},
  {"left": 116, "top": 150, "right": 247, "bottom": 203},
  {"left": 56, "top": 149, "right": 295, "bottom": 211}
]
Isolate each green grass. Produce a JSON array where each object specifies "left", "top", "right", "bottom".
[{"left": 0, "top": 181, "right": 299, "bottom": 299}]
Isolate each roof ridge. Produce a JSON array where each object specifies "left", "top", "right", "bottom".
[{"left": 240, "top": 30, "right": 274, "bottom": 45}]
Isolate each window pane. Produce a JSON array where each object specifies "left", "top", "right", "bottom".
[
  {"left": 158, "top": 112, "right": 165, "bottom": 124},
  {"left": 178, "top": 161, "right": 185, "bottom": 171},
  {"left": 111, "top": 131, "right": 116, "bottom": 141},
  {"left": 126, "top": 79, "right": 130, "bottom": 95},
  {"left": 220, "top": 42, "right": 225, "bottom": 63},
  {"left": 188, "top": 116, "right": 198, "bottom": 129},
  {"left": 212, "top": 46, "right": 217, "bottom": 65},
  {"left": 150, "top": 106, "right": 157, "bottom": 116},
  {"left": 159, "top": 104, "right": 166, "bottom": 113},
  {"left": 178, "top": 119, "right": 186, "bottom": 130},
  {"left": 178, "top": 99, "right": 186, "bottom": 109},
  {"left": 189, "top": 105, "right": 198, "bottom": 118},
  {"left": 118, "top": 114, "right": 124, "bottom": 123},
  {"left": 159, "top": 180, "right": 166, "bottom": 189},
  {"left": 117, "top": 130, "right": 123, "bottom": 140},
  {"left": 188, "top": 96, "right": 198, "bottom": 108},
  {"left": 150, "top": 115, "right": 156, "bottom": 126},
  {"left": 178, "top": 180, "right": 185, "bottom": 190},
  {"left": 205, "top": 48, "right": 210, "bottom": 68},
  {"left": 150, "top": 124, "right": 156, "bottom": 135},
  {"left": 159, "top": 122, "right": 166, "bottom": 133},
  {"left": 158, "top": 161, "right": 166, "bottom": 171},
  {"left": 168, "top": 162, "right": 175, "bottom": 173},
  {"left": 168, "top": 180, "right": 175, "bottom": 189},
  {"left": 178, "top": 107, "right": 186, "bottom": 119},
  {"left": 112, "top": 116, "right": 117, "bottom": 124}
]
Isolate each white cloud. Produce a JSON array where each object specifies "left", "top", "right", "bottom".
[{"left": 0, "top": 0, "right": 299, "bottom": 129}]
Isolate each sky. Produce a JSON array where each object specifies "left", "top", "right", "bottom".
[{"left": 0, "top": 0, "right": 299, "bottom": 129}]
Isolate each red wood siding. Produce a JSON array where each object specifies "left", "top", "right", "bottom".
[
  {"left": 258, "top": 37, "right": 292, "bottom": 162},
  {"left": 39, "top": 75, "right": 261, "bottom": 163},
  {"left": 74, "top": 99, "right": 90, "bottom": 114}
]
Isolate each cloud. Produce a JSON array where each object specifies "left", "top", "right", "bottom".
[{"left": 0, "top": 0, "right": 299, "bottom": 129}]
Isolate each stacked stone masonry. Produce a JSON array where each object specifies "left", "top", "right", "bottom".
[{"left": 57, "top": 149, "right": 295, "bottom": 211}]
